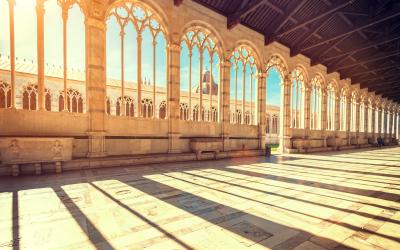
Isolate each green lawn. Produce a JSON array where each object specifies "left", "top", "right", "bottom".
[{"left": 266, "top": 144, "right": 279, "bottom": 151}]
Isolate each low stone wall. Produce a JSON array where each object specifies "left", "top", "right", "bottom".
[{"left": 0, "top": 149, "right": 264, "bottom": 177}]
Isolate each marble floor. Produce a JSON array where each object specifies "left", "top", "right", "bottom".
[{"left": 1, "top": 147, "right": 400, "bottom": 250}]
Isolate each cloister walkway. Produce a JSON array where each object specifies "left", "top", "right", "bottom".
[{"left": 0, "top": 147, "right": 399, "bottom": 250}]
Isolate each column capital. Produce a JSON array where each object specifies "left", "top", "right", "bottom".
[
  {"left": 86, "top": 17, "right": 106, "bottom": 30},
  {"left": 168, "top": 42, "right": 180, "bottom": 53}
]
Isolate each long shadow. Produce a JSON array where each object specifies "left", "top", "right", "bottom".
[
  {"left": 177, "top": 171, "right": 400, "bottom": 225},
  {"left": 249, "top": 163, "right": 400, "bottom": 188},
  {"left": 161, "top": 173, "right": 400, "bottom": 244},
  {"left": 89, "top": 183, "right": 194, "bottom": 250},
  {"left": 198, "top": 168, "right": 400, "bottom": 212},
  {"left": 242, "top": 163, "right": 400, "bottom": 191},
  {"left": 120, "top": 175, "right": 351, "bottom": 249},
  {"left": 259, "top": 158, "right": 400, "bottom": 180},
  {"left": 333, "top": 154, "right": 400, "bottom": 163},
  {"left": 52, "top": 187, "right": 115, "bottom": 249},
  {"left": 288, "top": 155, "right": 400, "bottom": 170},
  {"left": 12, "top": 191, "right": 19, "bottom": 250},
  {"left": 221, "top": 167, "right": 400, "bottom": 203}
]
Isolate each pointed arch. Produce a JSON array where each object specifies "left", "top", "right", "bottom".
[
  {"left": 229, "top": 44, "right": 258, "bottom": 125},
  {"left": 180, "top": 25, "right": 222, "bottom": 122}
]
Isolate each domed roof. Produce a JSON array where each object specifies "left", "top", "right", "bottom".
[{"left": 192, "top": 70, "right": 218, "bottom": 95}]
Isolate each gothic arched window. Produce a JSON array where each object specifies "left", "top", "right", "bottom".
[
  {"left": 350, "top": 93, "right": 357, "bottom": 132},
  {"left": 291, "top": 67, "right": 305, "bottom": 128},
  {"left": 327, "top": 83, "right": 336, "bottom": 131},
  {"left": 0, "top": 80, "right": 11, "bottom": 108},
  {"left": 159, "top": 101, "right": 166, "bottom": 119},
  {"left": 230, "top": 45, "right": 258, "bottom": 125},
  {"left": 310, "top": 75, "right": 322, "bottom": 130},
  {"left": 272, "top": 115, "right": 278, "bottom": 134},
  {"left": 180, "top": 102, "right": 189, "bottom": 120},
  {"left": 193, "top": 105, "right": 199, "bottom": 121},
  {"left": 180, "top": 26, "right": 221, "bottom": 122},
  {"left": 22, "top": 84, "right": 37, "bottom": 110},
  {"left": 141, "top": 98, "right": 153, "bottom": 118},
  {"left": 106, "top": 97, "right": 111, "bottom": 115},
  {"left": 340, "top": 90, "right": 347, "bottom": 131},
  {"left": 210, "top": 106, "right": 218, "bottom": 122},
  {"left": 106, "top": 2, "right": 167, "bottom": 118}
]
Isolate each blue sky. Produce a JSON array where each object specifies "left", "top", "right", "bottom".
[{"left": 0, "top": 1, "right": 282, "bottom": 107}]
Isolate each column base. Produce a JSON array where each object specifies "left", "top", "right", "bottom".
[
  {"left": 87, "top": 131, "right": 107, "bottom": 158},
  {"left": 221, "top": 133, "right": 230, "bottom": 152},
  {"left": 168, "top": 133, "right": 181, "bottom": 154}
]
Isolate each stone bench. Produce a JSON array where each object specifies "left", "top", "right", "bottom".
[
  {"left": 0, "top": 137, "right": 73, "bottom": 176},
  {"left": 190, "top": 138, "right": 222, "bottom": 160}
]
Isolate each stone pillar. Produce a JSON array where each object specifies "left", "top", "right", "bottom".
[
  {"left": 388, "top": 110, "right": 393, "bottom": 139},
  {"left": 355, "top": 98, "right": 360, "bottom": 138},
  {"left": 393, "top": 111, "right": 397, "bottom": 140},
  {"left": 346, "top": 95, "right": 351, "bottom": 145},
  {"left": 258, "top": 72, "right": 266, "bottom": 149},
  {"left": 278, "top": 73, "right": 291, "bottom": 153},
  {"left": 371, "top": 105, "right": 376, "bottom": 141},
  {"left": 303, "top": 85, "right": 311, "bottom": 136},
  {"left": 334, "top": 95, "right": 340, "bottom": 133},
  {"left": 321, "top": 88, "right": 327, "bottom": 147},
  {"left": 86, "top": 17, "right": 107, "bottom": 157},
  {"left": 364, "top": 101, "right": 368, "bottom": 138},
  {"left": 168, "top": 41, "right": 181, "bottom": 153},
  {"left": 36, "top": 0, "right": 45, "bottom": 110},
  {"left": 8, "top": 0, "right": 16, "bottom": 108},
  {"left": 221, "top": 56, "right": 231, "bottom": 151},
  {"left": 378, "top": 107, "right": 382, "bottom": 137}
]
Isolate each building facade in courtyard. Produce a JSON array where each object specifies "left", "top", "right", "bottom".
[{"left": 0, "top": 0, "right": 398, "bottom": 167}]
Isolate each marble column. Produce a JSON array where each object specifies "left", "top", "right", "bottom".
[
  {"left": 278, "top": 72, "right": 291, "bottom": 153},
  {"left": 36, "top": 0, "right": 45, "bottom": 110},
  {"left": 321, "top": 88, "right": 327, "bottom": 147},
  {"left": 221, "top": 56, "right": 231, "bottom": 151},
  {"left": 303, "top": 84, "right": 311, "bottom": 138},
  {"left": 258, "top": 72, "right": 266, "bottom": 149},
  {"left": 355, "top": 98, "right": 360, "bottom": 139},
  {"left": 167, "top": 41, "right": 181, "bottom": 153},
  {"left": 364, "top": 101, "right": 368, "bottom": 138},
  {"left": 334, "top": 94, "right": 340, "bottom": 133},
  {"left": 371, "top": 105, "right": 376, "bottom": 141},
  {"left": 8, "top": 0, "right": 16, "bottom": 108},
  {"left": 346, "top": 95, "right": 351, "bottom": 145},
  {"left": 86, "top": 17, "right": 107, "bottom": 157}
]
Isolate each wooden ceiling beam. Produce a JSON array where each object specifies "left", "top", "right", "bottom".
[
  {"left": 361, "top": 81, "right": 399, "bottom": 90},
  {"left": 343, "top": 64, "right": 400, "bottom": 78},
  {"left": 301, "top": 8, "right": 400, "bottom": 52},
  {"left": 227, "top": 0, "right": 282, "bottom": 29},
  {"left": 321, "top": 32, "right": 400, "bottom": 61},
  {"left": 329, "top": 50, "right": 400, "bottom": 73},
  {"left": 291, "top": 14, "right": 335, "bottom": 56},
  {"left": 271, "top": 0, "right": 354, "bottom": 38},
  {"left": 227, "top": 0, "right": 263, "bottom": 29},
  {"left": 270, "top": 0, "right": 307, "bottom": 35},
  {"left": 357, "top": 72, "right": 400, "bottom": 85}
]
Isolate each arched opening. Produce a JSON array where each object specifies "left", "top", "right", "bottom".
[
  {"left": 291, "top": 67, "right": 305, "bottom": 129},
  {"left": 180, "top": 102, "right": 189, "bottom": 120},
  {"left": 0, "top": 81, "right": 11, "bottom": 108},
  {"left": 310, "top": 75, "right": 322, "bottom": 130},
  {"left": 266, "top": 65, "right": 283, "bottom": 149},
  {"left": 180, "top": 26, "right": 221, "bottom": 122},
  {"left": 106, "top": 2, "right": 167, "bottom": 119},
  {"left": 159, "top": 101, "right": 166, "bottom": 119},
  {"left": 229, "top": 45, "right": 258, "bottom": 125},
  {"left": 327, "top": 82, "right": 336, "bottom": 131}
]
